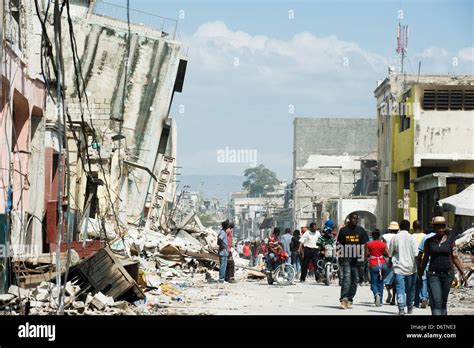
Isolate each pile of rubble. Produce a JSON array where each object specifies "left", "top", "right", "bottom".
[
  {"left": 448, "top": 286, "right": 474, "bottom": 314},
  {"left": 0, "top": 212, "right": 230, "bottom": 315},
  {"left": 0, "top": 283, "right": 137, "bottom": 316}
]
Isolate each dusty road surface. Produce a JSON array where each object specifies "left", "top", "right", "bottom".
[{"left": 170, "top": 274, "right": 474, "bottom": 315}]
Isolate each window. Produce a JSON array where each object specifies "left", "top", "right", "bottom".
[
  {"left": 422, "top": 89, "right": 474, "bottom": 110},
  {"left": 403, "top": 171, "right": 410, "bottom": 190},
  {"left": 399, "top": 91, "right": 411, "bottom": 132}
]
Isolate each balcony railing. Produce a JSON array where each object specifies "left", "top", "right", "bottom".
[{"left": 92, "top": 0, "right": 178, "bottom": 40}]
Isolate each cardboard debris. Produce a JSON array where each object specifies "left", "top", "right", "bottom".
[
  {"left": 247, "top": 270, "right": 266, "bottom": 279},
  {"left": 160, "top": 244, "right": 181, "bottom": 256}
]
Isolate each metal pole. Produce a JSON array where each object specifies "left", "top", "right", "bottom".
[{"left": 338, "top": 167, "right": 343, "bottom": 228}]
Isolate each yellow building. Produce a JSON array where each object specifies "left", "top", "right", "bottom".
[
  {"left": 375, "top": 74, "right": 474, "bottom": 228},
  {"left": 389, "top": 75, "right": 474, "bottom": 229}
]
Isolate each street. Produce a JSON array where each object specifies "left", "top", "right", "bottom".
[{"left": 168, "top": 274, "right": 473, "bottom": 315}]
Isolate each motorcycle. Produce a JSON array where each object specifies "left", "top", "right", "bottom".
[
  {"left": 317, "top": 244, "right": 339, "bottom": 286},
  {"left": 264, "top": 251, "right": 295, "bottom": 285}
]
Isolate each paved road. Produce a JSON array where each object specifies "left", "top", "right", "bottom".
[{"left": 175, "top": 277, "right": 437, "bottom": 315}]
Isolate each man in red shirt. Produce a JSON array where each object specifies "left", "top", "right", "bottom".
[
  {"left": 266, "top": 228, "right": 282, "bottom": 269},
  {"left": 366, "top": 229, "right": 388, "bottom": 306}
]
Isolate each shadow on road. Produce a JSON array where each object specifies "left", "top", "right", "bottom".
[
  {"left": 316, "top": 305, "right": 345, "bottom": 311},
  {"left": 366, "top": 309, "right": 397, "bottom": 315}
]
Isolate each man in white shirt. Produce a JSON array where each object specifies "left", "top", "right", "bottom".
[
  {"left": 382, "top": 221, "right": 399, "bottom": 305},
  {"left": 298, "top": 222, "right": 321, "bottom": 282},
  {"left": 389, "top": 219, "right": 419, "bottom": 315}
]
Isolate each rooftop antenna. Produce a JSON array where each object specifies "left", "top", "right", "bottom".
[
  {"left": 396, "top": 22, "right": 409, "bottom": 74},
  {"left": 417, "top": 61, "right": 421, "bottom": 83}
]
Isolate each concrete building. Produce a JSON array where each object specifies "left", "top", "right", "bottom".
[
  {"left": 1, "top": 0, "right": 47, "bottom": 291},
  {"left": 1, "top": 0, "right": 46, "bottom": 258},
  {"left": 374, "top": 73, "right": 474, "bottom": 230},
  {"left": 38, "top": 0, "right": 187, "bottom": 250},
  {"left": 229, "top": 193, "right": 284, "bottom": 240},
  {"left": 292, "top": 118, "right": 377, "bottom": 229}
]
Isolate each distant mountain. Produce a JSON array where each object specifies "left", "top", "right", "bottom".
[{"left": 180, "top": 175, "right": 245, "bottom": 201}]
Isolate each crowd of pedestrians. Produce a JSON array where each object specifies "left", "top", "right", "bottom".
[{"left": 217, "top": 213, "right": 468, "bottom": 315}]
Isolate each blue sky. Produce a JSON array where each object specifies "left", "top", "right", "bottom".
[{"left": 112, "top": 0, "right": 473, "bottom": 181}]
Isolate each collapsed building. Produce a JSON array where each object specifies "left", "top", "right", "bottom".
[{"left": 0, "top": 0, "right": 226, "bottom": 315}]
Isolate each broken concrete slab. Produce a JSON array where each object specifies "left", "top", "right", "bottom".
[
  {"left": 176, "top": 230, "right": 203, "bottom": 250},
  {"left": 38, "top": 281, "right": 54, "bottom": 290},
  {"left": 0, "top": 294, "right": 15, "bottom": 303},
  {"left": 34, "top": 289, "right": 50, "bottom": 302},
  {"left": 65, "top": 282, "right": 76, "bottom": 297},
  {"left": 8, "top": 285, "right": 29, "bottom": 298},
  {"left": 72, "top": 301, "right": 86, "bottom": 314},
  {"left": 91, "top": 292, "right": 114, "bottom": 310}
]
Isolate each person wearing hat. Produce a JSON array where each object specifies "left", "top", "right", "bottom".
[
  {"left": 389, "top": 219, "right": 419, "bottom": 315},
  {"left": 382, "top": 222, "right": 399, "bottom": 305},
  {"left": 418, "top": 216, "right": 468, "bottom": 315}
]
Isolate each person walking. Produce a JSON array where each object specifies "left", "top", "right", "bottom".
[
  {"left": 298, "top": 223, "right": 321, "bottom": 283},
  {"left": 367, "top": 229, "right": 388, "bottom": 306},
  {"left": 382, "top": 222, "right": 399, "bottom": 305},
  {"left": 280, "top": 228, "right": 292, "bottom": 264},
  {"left": 237, "top": 241, "right": 244, "bottom": 258},
  {"left": 217, "top": 220, "right": 229, "bottom": 283},
  {"left": 416, "top": 225, "right": 435, "bottom": 308},
  {"left": 412, "top": 220, "right": 427, "bottom": 308},
  {"left": 337, "top": 212, "right": 369, "bottom": 309},
  {"left": 418, "top": 216, "right": 468, "bottom": 315},
  {"left": 250, "top": 239, "right": 259, "bottom": 267},
  {"left": 389, "top": 219, "right": 418, "bottom": 315},
  {"left": 243, "top": 241, "right": 251, "bottom": 263},
  {"left": 290, "top": 230, "right": 301, "bottom": 275},
  {"left": 225, "top": 222, "right": 236, "bottom": 283}
]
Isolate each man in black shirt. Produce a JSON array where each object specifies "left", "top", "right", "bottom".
[{"left": 337, "top": 212, "right": 369, "bottom": 309}]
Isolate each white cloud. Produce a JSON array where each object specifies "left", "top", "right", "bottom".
[
  {"left": 458, "top": 47, "right": 474, "bottom": 61},
  {"left": 417, "top": 46, "right": 450, "bottom": 58},
  {"left": 188, "top": 21, "right": 388, "bottom": 77}
]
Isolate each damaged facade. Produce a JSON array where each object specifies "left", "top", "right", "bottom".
[
  {"left": 0, "top": 0, "right": 207, "bottom": 312},
  {"left": 374, "top": 73, "right": 474, "bottom": 230}
]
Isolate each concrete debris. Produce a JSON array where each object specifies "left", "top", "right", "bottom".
[
  {"left": 91, "top": 292, "right": 114, "bottom": 310},
  {"left": 0, "top": 294, "right": 15, "bottom": 303},
  {"left": 8, "top": 285, "right": 29, "bottom": 298},
  {"left": 0, "top": 212, "right": 227, "bottom": 316},
  {"left": 79, "top": 218, "right": 117, "bottom": 241},
  {"left": 72, "top": 301, "right": 86, "bottom": 314},
  {"left": 34, "top": 288, "right": 51, "bottom": 302},
  {"left": 176, "top": 230, "right": 203, "bottom": 250}
]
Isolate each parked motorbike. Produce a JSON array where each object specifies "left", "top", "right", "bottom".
[
  {"left": 264, "top": 251, "right": 295, "bottom": 285},
  {"left": 317, "top": 244, "right": 339, "bottom": 286}
]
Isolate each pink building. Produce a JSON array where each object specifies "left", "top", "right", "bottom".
[{"left": 1, "top": 1, "right": 46, "bottom": 259}]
